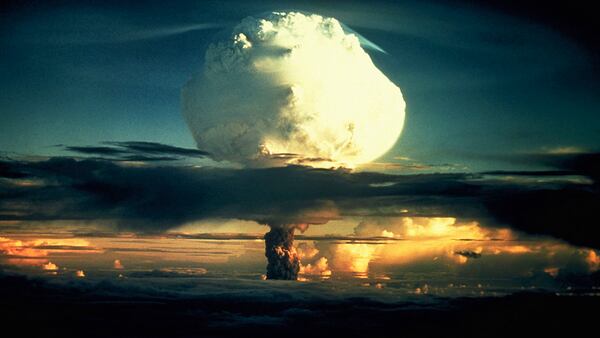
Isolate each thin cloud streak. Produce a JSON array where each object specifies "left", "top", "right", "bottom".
[{"left": 112, "top": 23, "right": 230, "bottom": 43}]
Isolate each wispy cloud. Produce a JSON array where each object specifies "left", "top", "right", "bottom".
[
  {"left": 108, "top": 23, "right": 228, "bottom": 43},
  {"left": 12, "top": 9, "right": 227, "bottom": 46},
  {"left": 63, "top": 141, "right": 209, "bottom": 162}
]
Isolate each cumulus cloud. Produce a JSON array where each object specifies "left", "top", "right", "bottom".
[
  {"left": 296, "top": 242, "right": 320, "bottom": 260},
  {"left": 328, "top": 243, "right": 377, "bottom": 273},
  {"left": 299, "top": 257, "right": 331, "bottom": 276},
  {"left": 42, "top": 261, "right": 58, "bottom": 271},
  {"left": 354, "top": 217, "right": 496, "bottom": 240},
  {"left": 182, "top": 12, "right": 405, "bottom": 167},
  {"left": 296, "top": 241, "right": 331, "bottom": 276}
]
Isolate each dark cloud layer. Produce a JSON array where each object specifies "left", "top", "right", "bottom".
[
  {"left": 455, "top": 250, "right": 482, "bottom": 259},
  {"left": 1, "top": 149, "right": 599, "bottom": 248},
  {"left": 63, "top": 141, "right": 209, "bottom": 162},
  {"left": 1, "top": 270, "right": 599, "bottom": 338}
]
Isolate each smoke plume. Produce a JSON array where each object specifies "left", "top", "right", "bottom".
[{"left": 264, "top": 225, "right": 301, "bottom": 280}]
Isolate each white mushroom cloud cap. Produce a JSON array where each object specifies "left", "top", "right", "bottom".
[{"left": 182, "top": 11, "right": 406, "bottom": 168}]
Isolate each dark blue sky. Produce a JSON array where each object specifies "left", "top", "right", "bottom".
[{"left": 1, "top": 0, "right": 598, "bottom": 171}]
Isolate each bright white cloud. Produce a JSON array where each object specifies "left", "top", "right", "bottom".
[{"left": 182, "top": 12, "right": 405, "bottom": 168}]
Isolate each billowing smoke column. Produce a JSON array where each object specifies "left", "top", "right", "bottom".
[
  {"left": 264, "top": 226, "right": 300, "bottom": 280},
  {"left": 182, "top": 11, "right": 405, "bottom": 168}
]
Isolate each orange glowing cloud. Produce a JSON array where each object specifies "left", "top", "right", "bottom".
[
  {"left": 330, "top": 243, "right": 377, "bottom": 273},
  {"left": 354, "top": 217, "right": 503, "bottom": 240},
  {"left": 544, "top": 267, "right": 560, "bottom": 277},
  {"left": 114, "top": 259, "right": 124, "bottom": 269},
  {"left": 0, "top": 237, "right": 96, "bottom": 260},
  {"left": 300, "top": 257, "right": 332, "bottom": 276},
  {"left": 296, "top": 242, "right": 320, "bottom": 260},
  {"left": 586, "top": 250, "right": 600, "bottom": 272},
  {"left": 490, "top": 245, "right": 534, "bottom": 255},
  {"left": 0, "top": 237, "right": 48, "bottom": 258},
  {"left": 42, "top": 261, "right": 58, "bottom": 271},
  {"left": 301, "top": 217, "right": 578, "bottom": 275}
]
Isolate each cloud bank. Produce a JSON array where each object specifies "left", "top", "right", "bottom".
[
  {"left": 182, "top": 12, "right": 405, "bottom": 167},
  {"left": 2, "top": 146, "right": 600, "bottom": 279},
  {"left": 1, "top": 148, "right": 599, "bottom": 249}
]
